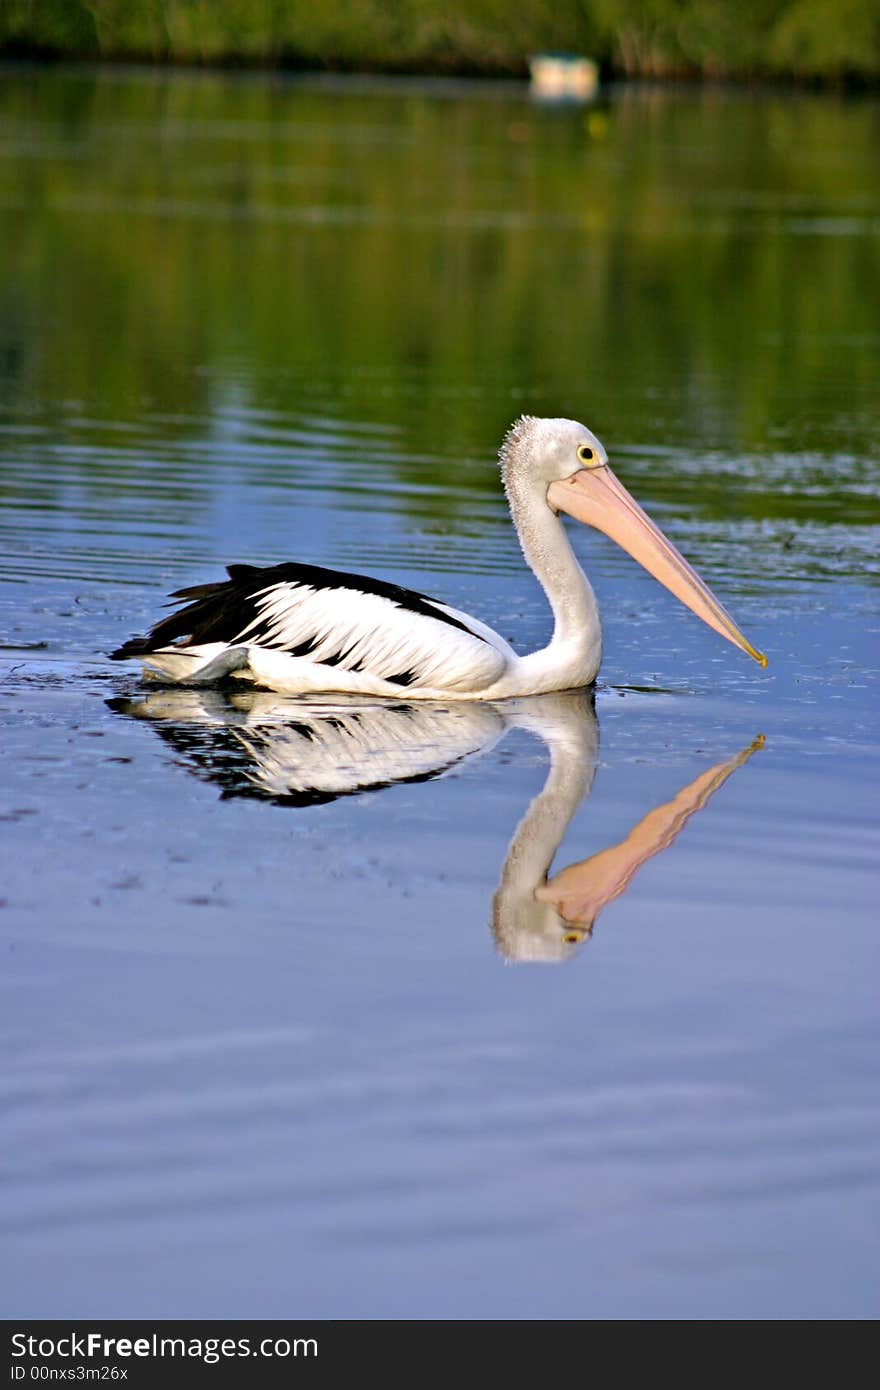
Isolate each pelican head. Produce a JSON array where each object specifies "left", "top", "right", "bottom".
[{"left": 501, "top": 416, "right": 766, "bottom": 668}]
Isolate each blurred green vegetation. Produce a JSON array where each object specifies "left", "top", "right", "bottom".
[
  {"left": 1, "top": 65, "right": 878, "bottom": 558},
  {"left": 1, "top": 0, "right": 879, "bottom": 83}
]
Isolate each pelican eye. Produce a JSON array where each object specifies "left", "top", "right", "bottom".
[{"left": 577, "top": 445, "right": 594, "bottom": 463}]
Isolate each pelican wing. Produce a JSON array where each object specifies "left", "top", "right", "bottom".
[{"left": 111, "top": 561, "right": 511, "bottom": 692}]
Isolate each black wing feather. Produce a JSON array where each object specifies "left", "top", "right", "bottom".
[{"left": 110, "top": 560, "right": 486, "bottom": 661}]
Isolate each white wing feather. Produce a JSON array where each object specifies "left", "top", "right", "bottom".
[{"left": 235, "top": 581, "right": 511, "bottom": 692}]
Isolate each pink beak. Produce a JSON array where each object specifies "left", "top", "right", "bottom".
[{"left": 547, "top": 465, "right": 766, "bottom": 666}]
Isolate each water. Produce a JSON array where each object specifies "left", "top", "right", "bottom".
[{"left": 1, "top": 66, "right": 878, "bottom": 1320}]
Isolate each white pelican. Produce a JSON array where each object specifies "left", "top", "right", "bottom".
[{"left": 111, "top": 416, "right": 766, "bottom": 694}]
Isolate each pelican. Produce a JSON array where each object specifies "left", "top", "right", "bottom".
[{"left": 111, "top": 417, "right": 766, "bottom": 695}]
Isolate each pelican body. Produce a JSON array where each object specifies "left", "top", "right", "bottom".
[{"left": 111, "top": 417, "right": 765, "bottom": 695}]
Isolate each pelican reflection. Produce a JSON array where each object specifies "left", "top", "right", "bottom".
[
  {"left": 494, "top": 719, "right": 763, "bottom": 962},
  {"left": 108, "top": 688, "right": 761, "bottom": 960}
]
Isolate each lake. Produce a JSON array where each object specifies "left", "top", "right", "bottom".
[{"left": 0, "top": 65, "right": 877, "bottom": 1320}]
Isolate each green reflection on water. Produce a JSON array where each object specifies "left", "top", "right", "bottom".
[{"left": 0, "top": 68, "right": 878, "bottom": 555}]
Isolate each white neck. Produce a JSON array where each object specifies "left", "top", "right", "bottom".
[{"left": 503, "top": 471, "right": 602, "bottom": 691}]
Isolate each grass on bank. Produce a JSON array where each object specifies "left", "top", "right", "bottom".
[{"left": 1, "top": 0, "right": 879, "bottom": 84}]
